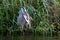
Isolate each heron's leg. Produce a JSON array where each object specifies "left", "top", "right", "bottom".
[{"left": 21, "top": 25, "right": 25, "bottom": 35}]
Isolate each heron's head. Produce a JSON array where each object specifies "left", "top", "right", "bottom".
[{"left": 21, "top": 7, "right": 28, "bottom": 15}]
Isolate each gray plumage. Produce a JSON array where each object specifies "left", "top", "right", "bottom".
[{"left": 17, "top": 7, "right": 32, "bottom": 31}]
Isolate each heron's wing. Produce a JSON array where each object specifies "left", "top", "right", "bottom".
[{"left": 23, "top": 13, "right": 30, "bottom": 24}]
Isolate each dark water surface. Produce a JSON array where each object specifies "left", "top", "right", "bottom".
[{"left": 0, "top": 33, "right": 60, "bottom": 40}]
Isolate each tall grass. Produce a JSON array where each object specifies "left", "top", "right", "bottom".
[{"left": 0, "top": 0, "right": 60, "bottom": 34}]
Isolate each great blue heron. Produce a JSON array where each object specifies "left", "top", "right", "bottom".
[{"left": 17, "top": 7, "right": 33, "bottom": 32}]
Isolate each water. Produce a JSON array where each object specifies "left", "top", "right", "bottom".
[{"left": 0, "top": 33, "right": 60, "bottom": 40}]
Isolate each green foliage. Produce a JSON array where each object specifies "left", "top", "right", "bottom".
[{"left": 0, "top": 0, "right": 60, "bottom": 33}]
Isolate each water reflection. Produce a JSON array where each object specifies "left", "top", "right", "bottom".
[{"left": 0, "top": 33, "right": 60, "bottom": 40}]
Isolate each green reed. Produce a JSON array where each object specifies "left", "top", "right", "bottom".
[{"left": 0, "top": 0, "right": 60, "bottom": 34}]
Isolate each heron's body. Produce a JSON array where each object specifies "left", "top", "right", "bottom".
[
  {"left": 17, "top": 7, "right": 32, "bottom": 31},
  {"left": 17, "top": 9, "right": 26, "bottom": 25}
]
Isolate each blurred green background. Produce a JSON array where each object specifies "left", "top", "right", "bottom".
[{"left": 0, "top": 0, "right": 60, "bottom": 34}]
